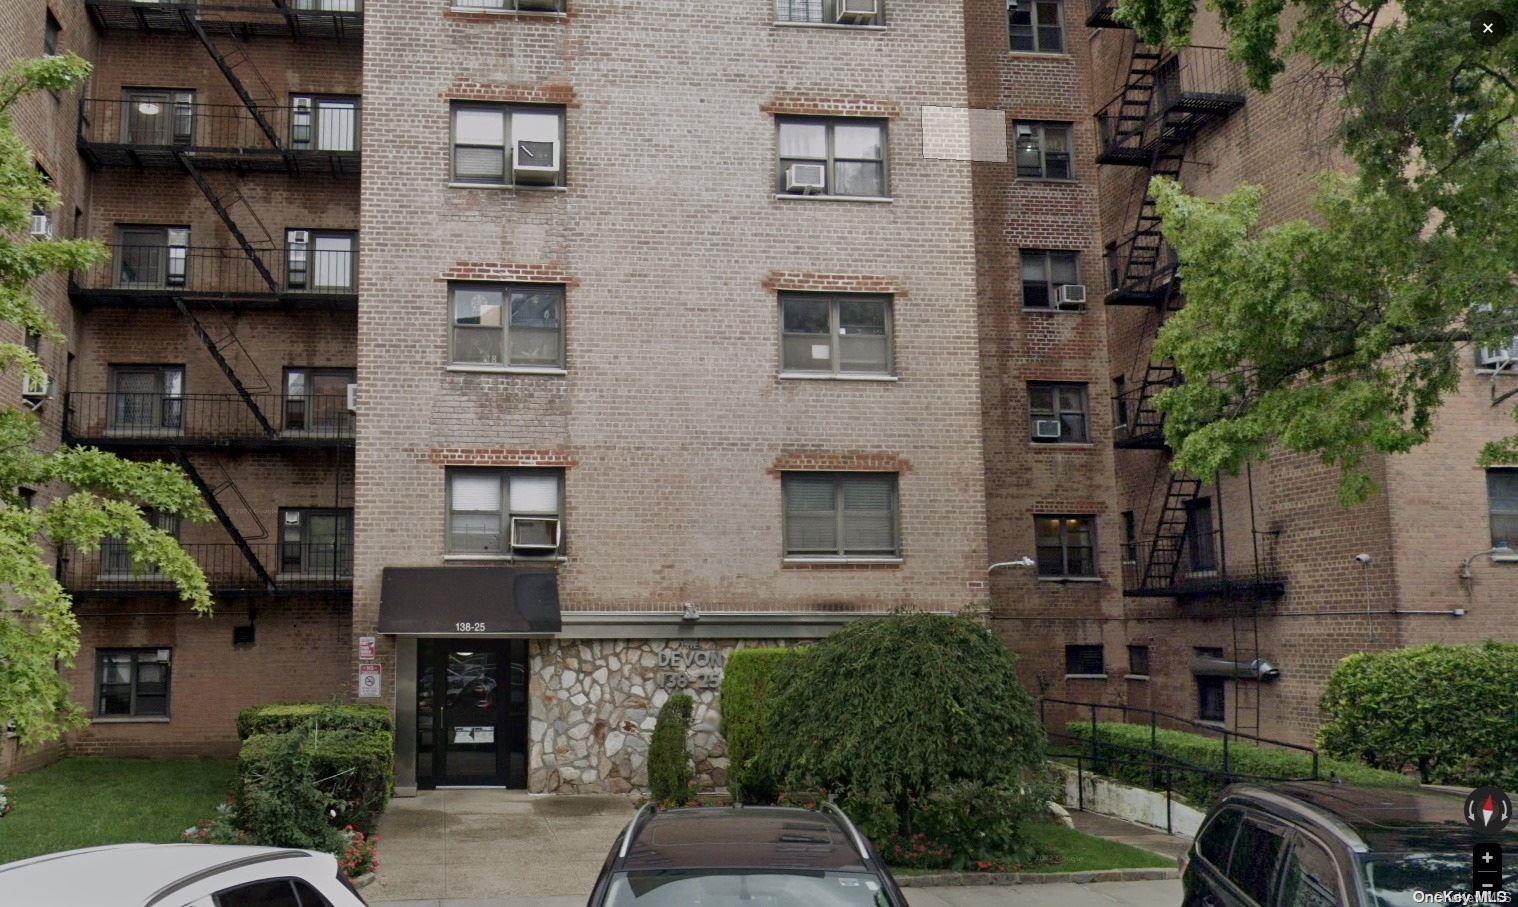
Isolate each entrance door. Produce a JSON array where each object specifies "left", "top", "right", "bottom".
[{"left": 417, "top": 639, "right": 530, "bottom": 787}]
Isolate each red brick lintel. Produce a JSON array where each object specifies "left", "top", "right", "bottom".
[
  {"left": 429, "top": 448, "right": 579, "bottom": 469},
  {"left": 439, "top": 263, "right": 580, "bottom": 287},
  {"left": 760, "top": 96, "right": 900, "bottom": 119},
  {"left": 762, "top": 271, "right": 906, "bottom": 297},
  {"left": 768, "top": 452, "right": 913, "bottom": 475},
  {"left": 443, "top": 81, "right": 578, "bottom": 107}
]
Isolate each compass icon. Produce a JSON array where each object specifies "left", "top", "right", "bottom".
[{"left": 1465, "top": 788, "right": 1512, "bottom": 833}]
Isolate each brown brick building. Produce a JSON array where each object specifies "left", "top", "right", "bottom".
[{"left": 1, "top": 0, "right": 1510, "bottom": 787}]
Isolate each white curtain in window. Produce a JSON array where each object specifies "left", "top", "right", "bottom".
[
  {"left": 510, "top": 473, "right": 559, "bottom": 513},
  {"left": 452, "top": 473, "right": 501, "bottom": 511}
]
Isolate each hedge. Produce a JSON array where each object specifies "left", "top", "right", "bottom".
[
  {"left": 717, "top": 647, "right": 807, "bottom": 803},
  {"left": 648, "top": 694, "right": 696, "bottom": 807},
  {"left": 1064, "top": 722, "right": 1412, "bottom": 805},
  {"left": 1318, "top": 642, "right": 1518, "bottom": 788},
  {"left": 236, "top": 703, "right": 392, "bottom": 740},
  {"left": 239, "top": 727, "right": 393, "bottom": 833}
]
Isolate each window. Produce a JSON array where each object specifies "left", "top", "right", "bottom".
[
  {"left": 285, "top": 229, "right": 355, "bottom": 292},
  {"left": 1185, "top": 497, "right": 1217, "bottom": 572},
  {"left": 1008, "top": 0, "right": 1062, "bottom": 52},
  {"left": 96, "top": 648, "right": 170, "bottom": 718},
  {"left": 122, "top": 89, "right": 195, "bottom": 146},
  {"left": 289, "top": 95, "right": 358, "bottom": 152},
  {"left": 1487, "top": 470, "right": 1518, "bottom": 550},
  {"left": 116, "top": 225, "right": 189, "bottom": 289},
  {"left": 451, "top": 104, "right": 565, "bottom": 186},
  {"left": 450, "top": 283, "right": 565, "bottom": 369},
  {"left": 782, "top": 472, "right": 899, "bottom": 558},
  {"left": 778, "top": 118, "right": 887, "bottom": 198},
  {"left": 1019, "top": 249, "right": 1079, "bottom": 309},
  {"left": 1064, "top": 644, "right": 1104, "bottom": 677},
  {"left": 101, "top": 509, "right": 180, "bottom": 578},
  {"left": 108, "top": 364, "right": 184, "bottom": 434},
  {"left": 1112, "top": 375, "right": 1128, "bottom": 427},
  {"left": 774, "top": 0, "right": 881, "bottom": 25},
  {"left": 1279, "top": 835, "right": 1341, "bottom": 907},
  {"left": 214, "top": 878, "right": 331, "bottom": 907},
  {"left": 780, "top": 294, "right": 892, "bottom": 376},
  {"left": 1226, "top": 820, "right": 1289, "bottom": 904},
  {"left": 1013, "top": 123, "right": 1072, "bottom": 179},
  {"left": 1034, "top": 515, "right": 1095, "bottom": 577},
  {"left": 279, "top": 508, "right": 353, "bottom": 577},
  {"left": 446, "top": 468, "right": 564, "bottom": 556},
  {"left": 1197, "top": 670, "right": 1225, "bottom": 723},
  {"left": 44, "top": 11, "right": 61, "bottom": 57},
  {"left": 450, "top": 0, "right": 564, "bottom": 11},
  {"left": 1028, "top": 382, "right": 1088, "bottom": 442},
  {"left": 1196, "top": 808, "right": 1242, "bottom": 868},
  {"left": 1121, "top": 510, "right": 1137, "bottom": 562},
  {"left": 1127, "top": 644, "right": 1150, "bottom": 677},
  {"left": 283, "top": 367, "right": 355, "bottom": 432},
  {"left": 22, "top": 330, "right": 43, "bottom": 400},
  {"left": 1477, "top": 335, "right": 1518, "bottom": 368}
]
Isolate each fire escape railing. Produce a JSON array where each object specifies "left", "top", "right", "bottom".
[
  {"left": 78, "top": 99, "right": 361, "bottom": 160},
  {"left": 1123, "top": 528, "right": 1284, "bottom": 598},
  {"left": 59, "top": 542, "right": 352, "bottom": 595},
  {"left": 70, "top": 244, "right": 357, "bottom": 301},
  {"left": 65, "top": 393, "right": 355, "bottom": 447}
]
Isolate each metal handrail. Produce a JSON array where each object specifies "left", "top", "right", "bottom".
[
  {"left": 1040, "top": 697, "right": 1317, "bottom": 758},
  {"left": 79, "top": 98, "right": 361, "bottom": 154},
  {"left": 1093, "top": 45, "right": 1239, "bottom": 117},
  {"left": 65, "top": 392, "right": 355, "bottom": 444},
  {"left": 1121, "top": 527, "right": 1283, "bottom": 596},
  {"left": 71, "top": 243, "right": 357, "bottom": 298}
]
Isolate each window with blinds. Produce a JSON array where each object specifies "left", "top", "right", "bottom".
[
  {"left": 1488, "top": 469, "right": 1518, "bottom": 551},
  {"left": 1064, "top": 644, "right": 1104, "bottom": 677},
  {"left": 446, "top": 468, "right": 563, "bottom": 555},
  {"left": 782, "top": 472, "right": 898, "bottom": 558},
  {"left": 774, "top": 0, "right": 880, "bottom": 23},
  {"left": 451, "top": 104, "right": 565, "bottom": 186}
]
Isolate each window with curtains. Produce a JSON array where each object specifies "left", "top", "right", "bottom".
[
  {"left": 447, "top": 468, "right": 564, "bottom": 556},
  {"left": 96, "top": 648, "right": 171, "bottom": 717},
  {"left": 779, "top": 293, "right": 892, "bottom": 376},
  {"left": 782, "top": 472, "right": 899, "bottom": 558},
  {"left": 450, "top": 283, "right": 565, "bottom": 369},
  {"left": 1034, "top": 514, "right": 1096, "bottom": 577},
  {"left": 1487, "top": 470, "right": 1518, "bottom": 551},
  {"left": 1013, "top": 122, "right": 1072, "bottom": 179},
  {"left": 451, "top": 104, "right": 565, "bottom": 186},
  {"left": 777, "top": 118, "right": 887, "bottom": 198}
]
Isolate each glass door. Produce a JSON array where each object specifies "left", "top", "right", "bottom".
[{"left": 417, "top": 639, "right": 529, "bottom": 787}]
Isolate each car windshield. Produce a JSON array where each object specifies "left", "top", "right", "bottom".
[
  {"left": 603, "top": 870, "right": 890, "bottom": 905},
  {"left": 1361, "top": 851, "right": 1518, "bottom": 906}
]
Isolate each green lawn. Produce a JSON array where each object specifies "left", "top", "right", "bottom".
[
  {"left": 892, "top": 820, "right": 1176, "bottom": 876},
  {"left": 0, "top": 757, "right": 235, "bottom": 865}
]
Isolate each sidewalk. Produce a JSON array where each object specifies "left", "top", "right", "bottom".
[{"left": 1069, "top": 809, "right": 1190, "bottom": 862}]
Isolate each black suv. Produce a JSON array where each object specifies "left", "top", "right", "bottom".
[
  {"left": 585, "top": 804, "right": 907, "bottom": 906},
  {"left": 1183, "top": 782, "right": 1517, "bottom": 906}
]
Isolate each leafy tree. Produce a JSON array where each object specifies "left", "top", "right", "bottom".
[
  {"left": 0, "top": 55, "right": 212, "bottom": 746},
  {"left": 1111, "top": 0, "right": 1518, "bottom": 502}
]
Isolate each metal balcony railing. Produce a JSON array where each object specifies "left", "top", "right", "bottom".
[
  {"left": 85, "top": 0, "right": 363, "bottom": 39},
  {"left": 1105, "top": 232, "right": 1178, "bottom": 304},
  {"left": 1112, "top": 369, "right": 1179, "bottom": 448},
  {"left": 60, "top": 541, "right": 352, "bottom": 595},
  {"left": 1122, "top": 528, "right": 1283, "bottom": 598},
  {"left": 1095, "top": 47, "right": 1246, "bottom": 164},
  {"left": 65, "top": 393, "right": 354, "bottom": 447},
  {"left": 70, "top": 244, "right": 357, "bottom": 302},
  {"left": 79, "top": 99, "right": 360, "bottom": 170}
]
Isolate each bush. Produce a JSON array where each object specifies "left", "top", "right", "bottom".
[
  {"left": 648, "top": 694, "right": 696, "bottom": 807},
  {"left": 718, "top": 647, "right": 807, "bottom": 803},
  {"left": 1318, "top": 642, "right": 1518, "bottom": 788},
  {"left": 911, "top": 782, "right": 1047, "bottom": 871},
  {"left": 231, "top": 728, "right": 347, "bottom": 853},
  {"left": 1065, "top": 722, "right": 1412, "bottom": 805},
  {"left": 757, "top": 612, "right": 1046, "bottom": 855},
  {"left": 239, "top": 726, "right": 393, "bottom": 833},
  {"left": 236, "top": 703, "right": 392, "bottom": 740}
]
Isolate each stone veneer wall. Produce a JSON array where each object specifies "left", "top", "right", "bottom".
[{"left": 528, "top": 638, "right": 794, "bottom": 794}]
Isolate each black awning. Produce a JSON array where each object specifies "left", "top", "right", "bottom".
[{"left": 378, "top": 566, "right": 561, "bottom": 635}]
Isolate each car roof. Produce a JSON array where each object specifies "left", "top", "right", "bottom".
[
  {"left": 0, "top": 843, "right": 320, "bottom": 907},
  {"left": 620, "top": 806, "right": 870, "bottom": 873},
  {"left": 1223, "top": 782, "right": 1517, "bottom": 852}
]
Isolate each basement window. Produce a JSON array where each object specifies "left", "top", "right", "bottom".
[{"left": 1064, "top": 644, "right": 1105, "bottom": 678}]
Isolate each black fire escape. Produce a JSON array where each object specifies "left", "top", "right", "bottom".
[{"left": 65, "top": 0, "right": 360, "bottom": 598}]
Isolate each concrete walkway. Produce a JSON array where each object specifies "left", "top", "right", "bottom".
[{"left": 1069, "top": 809, "right": 1191, "bottom": 862}]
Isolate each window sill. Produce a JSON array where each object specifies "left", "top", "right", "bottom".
[
  {"left": 1022, "top": 306, "right": 1086, "bottom": 315},
  {"left": 446, "top": 365, "right": 568, "bottom": 376},
  {"left": 92, "top": 716, "right": 171, "bottom": 724},
  {"left": 1030, "top": 441, "right": 1093, "bottom": 449},
  {"left": 1015, "top": 178, "right": 1080, "bottom": 185},
  {"left": 1124, "top": 674, "right": 1150, "bottom": 682},
  {"left": 779, "top": 371, "right": 898, "bottom": 382},
  {"left": 1064, "top": 673, "right": 1107, "bottom": 680},
  {"left": 448, "top": 6, "right": 566, "bottom": 16},
  {"left": 771, "top": 20, "right": 888, "bottom": 30},
  {"left": 774, "top": 193, "right": 893, "bottom": 203},
  {"left": 783, "top": 556, "right": 903, "bottom": 566},
  {"left": 1008, "top": 51, "right": 1072, "bottom": 60},
  {"left": 442, "top": 554, "right": 568, "bottom": 563},
  {"left": 1038, "top": 575, "right": 1103, "bottom": 583},
  {"left": 447, "top": 182, "right": 568, "bottom": 192}
]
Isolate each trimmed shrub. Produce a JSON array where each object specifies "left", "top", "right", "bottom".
[
  {"left": 1318, "top": 642, "right": 1518, "bottom": 788},
  {"left": 648, "top": 694, "right": 696, "bottom": 807},
  {"left": 757, "top": 612, "right": 1046, "bottom": 850},
  {"left": 911, "top": 782, "right": 1047, "bottom": 871},
  {"left": 239, "top": 726, "right": 393, "bottom": 833},
  {"left": 1065, "top": 722, "right": 1412, "bottom": 805},
  {"left": 231, "top": 728, "right": 347, "bottom": 853},
  {"left": 717, "top": 647, "right": 807, "bottom": 803},
  {"left": 236, "top": 703, "right": 392, "bottom": 740}
]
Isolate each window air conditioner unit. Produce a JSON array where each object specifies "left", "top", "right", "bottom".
[
  {"left": 785, "top": 162, "right": 826, "bottom": 193},
  {"left": 835, "top": 0, "right": 877, "bottom": 21},
  {"left": 1056, "top": 283, "right": 1087, "bottom": 309},
  {"left": 21, "top": 374, "right": 52, "bottom": 409},
  {"left": 510, "top": 516, "right": 561, "bottom": 551},
  {"left": 512, "top": 138, "right": 561, "bottom": 184},
  {"left": 345, "top": 382, "right": 357, "bottom": 411},
  {"left": 287, "top": 231, "right": 310, "bottom": 288},
  {"left": 29, "top": 214, "right": 52, "bottom": 239},
  {"left": 1033, "top": 419, "right": 1062, "bottom": 439}
]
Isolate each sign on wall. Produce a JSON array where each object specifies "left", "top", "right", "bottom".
[
  {"left": 358, "top": 663, "right": 382, "bottom": 698},
  {"left": 657, "top": 642, "right": 725, "bottom": 691},
  {"left": 358, "top": 636, "right": 376, "bottom": 661}
]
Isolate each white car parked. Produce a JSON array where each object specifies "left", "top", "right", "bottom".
[{"left": 0, "top": 843, "right": 368, "bottom": 907}]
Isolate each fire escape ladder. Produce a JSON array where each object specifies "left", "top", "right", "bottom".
[
  {"left": 1123, "top": 140, "right": 1186, "bottom": 291},
  {"left": 1231, "top": 605, "right": 1263, "bottom": 738},
  {"left": 173, "top": 297, "right": 277, "bottom": 436},
  {"left": 172, "top": 449, "right": 277, "bottom": 592},
  {"left": 183, "top": 15, "right": 283, "bottom": 152},
  {"left": 1139, "top": 472, "right": 1203, "bottom": 590},
  {"left": 175, "top": 152, "right": 280, "bottom": 293},
  {"left": 1108, "top": 47, "right": 1162, "bottom": 155},
  {"left": 1125, "top": 360, "right": 1179, "bottom": 442}
]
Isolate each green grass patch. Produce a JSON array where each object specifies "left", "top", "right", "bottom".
[
  {"left": 0, "top": 757, "right": 235, "bottom": 865},
  {"left": 890, "top": 820, "right": 1174, "bottom": 876}
]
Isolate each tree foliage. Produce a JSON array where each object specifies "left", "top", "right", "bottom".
[
  {"left": 1115, "top": 0, "right": 1518, "bottom": 501},
  {"left": 0, "top": 55, "right": 212, "bottom": 746},
  {"left": 648, "top": 693, "right": 696, "bottom": 806}
]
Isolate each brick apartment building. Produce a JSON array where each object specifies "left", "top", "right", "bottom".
[{"left": 0, "top": 0, "right": 1510, "bottom": 787}]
